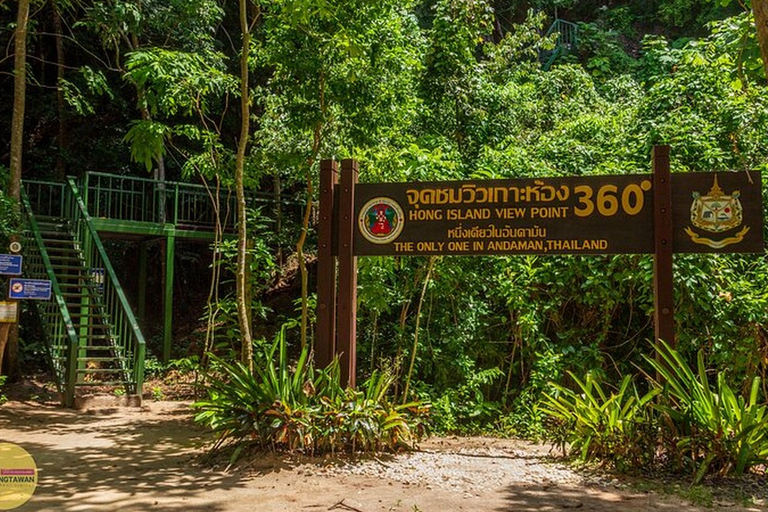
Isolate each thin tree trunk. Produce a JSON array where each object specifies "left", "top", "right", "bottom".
[
  {"left": 236, "top": 0, "right": 254, "bottom": 371},
  {"left": 754, "top": 0, "right": 768, "bottom": 81},
  {"left": 403, "top": 256, "right": 436, "bottom": 403},
  {"left": 3, "top": 0, "right": 30, "bottom": 379},
  {"left": 296, "top": 69, "right": 325, "bottom": 351},
  {"left": 296, "top": 123, "right": 321, "bottom": 351},
  {"left": 53, "top": 1, "right": 67, "bottom": 178}
]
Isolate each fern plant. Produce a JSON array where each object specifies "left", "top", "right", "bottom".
[
  {"left": 538, "top": 371, "right": 659, "bottom": 469},
  {"left": 644, "top": 341, "right": 768, "bottom": 482},
  {"left": 193, "top": 327, "right": 428, "bottom": 457}
]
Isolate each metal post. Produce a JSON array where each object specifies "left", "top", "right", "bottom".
[
  {"left": 316, "top": 160, "right": 338, "bottom": 370},
  {"left": 138, "top": 241, "right": 148, "bottom": 325},
  {"left": 163, "top": 230, "right": 176, "bottom": 362},
  {"left": 337, "top": 160, "right": 358, "bottom": 388},
  {"left": 652, "top": 145, "right": 675, "bottom": 348}
]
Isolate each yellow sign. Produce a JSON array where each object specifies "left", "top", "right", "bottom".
[
  {"left": 0, "top": 303, "right": 18, "bottom": 324},
  {"left": 0, "top": 443, "right": 38, "bottom": 510}
]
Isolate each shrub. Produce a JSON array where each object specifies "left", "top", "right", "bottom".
[
  {"left": 538, "top": 341, "right": 768, "bottom": 481},
  {"left": 193, "top": 328, "right": 429, "bottom": 456},
  {"left": 644, "top": 341, "right": 768, "bottom": 482},
  {"left": 538, "top": 371, "right": 659, "bottom": 470},
  {"left": 0, "top": 375, "right": 7, "bottom": 405}
]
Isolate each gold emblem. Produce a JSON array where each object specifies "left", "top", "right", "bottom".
[{"left": 684, "top": 175, "right": 749, "bottom": 249}]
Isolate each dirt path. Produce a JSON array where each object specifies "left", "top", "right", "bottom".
[{"left": 0, "top": 400, "right": 763, "bottom": 512}]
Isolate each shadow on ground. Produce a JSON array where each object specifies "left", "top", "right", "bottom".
[
  {"left": 0, "top": 402, "right": 246, "bottom": 512},
  {"left": 495, "top": 482, "right": 703, "bottom": 511}
]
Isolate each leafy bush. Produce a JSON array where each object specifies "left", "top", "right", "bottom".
[
  {"left": 645, "top": 341, "right": 768, "bottom": 482},
  {"left": 0, "top": 376, "right": 7, "bottom": 405},
  {"left": 539, "top": 371, "right": 659, "bottom": 470},
  {"left": 193, "top": 328, "right": 428, "bottom": 456},
  {"left": 539, "top": 341, "right": 768, "bottom": 481},
  {"left": 429, "top": 366, "right": 503, "bottom": 433}
]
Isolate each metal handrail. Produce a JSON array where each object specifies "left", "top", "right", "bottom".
[
  {"left": 541, "top": 19, "right": 579, "bottom": 70},
  {"left": 22, "top": 180, "right": 67, "bottom": 218},
  {"left": 19, "top": 186, "right": 81, "bottom": 406},
  {"left": 82, "top": 172, "right": 280, "bottom": 229},
  {"left": 24, "top": 174, "right": 302, "bottom": 235},
  {"left": 66, "top": 177, "right": 146, "bottom": 395}
]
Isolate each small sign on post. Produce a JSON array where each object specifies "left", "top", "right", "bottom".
[
  {"left": 90, "top": 268, "right": 105, "bottom": 293},
  {"left": 8, "top": 279, "right": 52, "bottom": 301},
  {"left": 0, "top": 301, "right": 18, "bottom": 323},
  {"left": 0, "top": 254, "right": 23, "bottom": 276}
]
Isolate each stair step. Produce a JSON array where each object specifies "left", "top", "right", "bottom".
[
  {"left": 57, "top": 283, "right": 102, "bottom": 289},
  {"left": 43, "top": 246, "right": 79, "bottom": 252},
  {"left": 61, "top": 307, "right": 105, "bottom": 313},
  {"left": 44, "top": 322, "right": 111, "bottom": 330},
  {"left": 41, "top": 313, "right": 108, "bottom": 321},
  {"left": 48, "top": 256, "right": 84, "bottom": 262},
  {"left": 42, "top": 240, "right": 78, "bottom": 246},
  {"left": 50, "top": 344, "right": 122, "bottom": 351},
  {"left": 77, "top": 368, "right": 126, "bottom": 374},
  {"left": 75, "top": 381, "right": 127, "bottom": 387},
  {"left": 51, "top": 356, "right": 123, "bottom": 363}
]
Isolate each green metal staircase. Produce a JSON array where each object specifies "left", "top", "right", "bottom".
[
  {"left": 21, "top": 179, "right": 145, "bottom": 407},
  {"left": 19, "top": 171, "right": 297, "bottom": 406},
  {"left": 541, "top": 19, "right": 578, "bottom": 70}
]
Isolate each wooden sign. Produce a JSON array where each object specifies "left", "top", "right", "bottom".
[
  {"left": 317, "top": 148, "right": 764, "bottom": 388},
  {"left": 353, "top": 171, "right": 762, "bottom": 256}
]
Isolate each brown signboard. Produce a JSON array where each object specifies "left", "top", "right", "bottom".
[
  {"left": 353, "top": 171, "right": 762, "bottom": 256},
  {"left": 671, "top": 171, "right": 763, "bottom": 253}
]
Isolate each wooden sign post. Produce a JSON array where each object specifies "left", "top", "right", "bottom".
[
  {"left": 652, "top": 145, "right": 675, "bottom": 347},
  {"left": 317, "top": 146, "right": 763, "bottom": 387}
]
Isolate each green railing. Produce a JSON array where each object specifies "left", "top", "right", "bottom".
[
  {"left": 19, "top": 187, "right": 81, "bottom": 406},
  {"left": 23, "top": 180, "right": 67, "bottom": 218},
  {"left": 541, "top": 19, "right": 578, "bottom": 70},
  {"left": 65, "top": 177, "right": 146, "bottom": 395},
  {"left": 83, "top": 172, "right": 277, "bottom": 229}
]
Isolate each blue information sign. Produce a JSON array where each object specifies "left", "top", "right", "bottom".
[
  {"left": 0, "top": 254, "right": 22, "bottom": 275},
  {"left": 8, "top": 278, "right": 52, "bottom": 300}
]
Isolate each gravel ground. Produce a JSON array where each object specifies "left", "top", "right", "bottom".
[{"left": 322, "top": 441, "right": 585, "bottom": 498}]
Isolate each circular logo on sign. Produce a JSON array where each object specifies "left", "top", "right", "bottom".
[
  {"left": 0, "top": 443, "right": 38, "bottom": 510},
  {"left": 358, "top": 197, "right": 405, "bottom": 245},
  {"left": 10, "top": 283, "right": 22, "bottom": 294}
]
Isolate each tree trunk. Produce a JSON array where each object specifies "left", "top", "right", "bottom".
[
  {"left": 54, "top": 1, "right": 67, "bottom": 178},
  {"left": 754, "top": 0, "right": 768, "bottom": 81},
  {"left": 236, "top": 0, "right": 254, "bottom": 371},
  {"left": 4, "top": 0, "right": 30, "bottom": 379},
  {"left": 403, "top": 256, "right": 436, "bottom": 402},
  {"left": 296, "top": 72, "right": 326, "bottom": 351}
]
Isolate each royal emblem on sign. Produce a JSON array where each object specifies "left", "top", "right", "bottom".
[
  {"left": 358, "top": 197, "right": 404, "bottom": 244},
  {"left": 684, "top": 175, "right": 749, "bottom": 249}
]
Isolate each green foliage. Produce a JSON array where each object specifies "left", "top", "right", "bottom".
[
  {"left": 0, "top": 376, "right": 7, "bottom": 406},
  {"left": 59, "top": 66, "right": 114, "bottom": 116},
  {"left": 124, "top": 49, "right": 236, "bottom": 117},
  {"left": 539, "top": 342, "right": 768, "bottom": 481},
  {"left": 0, "top": 166, "right": 20, "bottom": 246},
  {"left": 430, "top": 365, "right": 503, "bottom": 432},
  {"left": 193, "top": 328, "right": 428, "bottom": 455},
  {"left": 645, "top": 341, "right": 768, "bottom": 482},
  {"left": 539, "top": 372, "right": 659, "bottom": 469},
  {"left": 124, "top": 120, "right": 172, "bottom": 171}
]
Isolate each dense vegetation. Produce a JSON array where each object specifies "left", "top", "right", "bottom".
[{"left": 2, "top": 0, "right": 768, "bottom": 474}]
